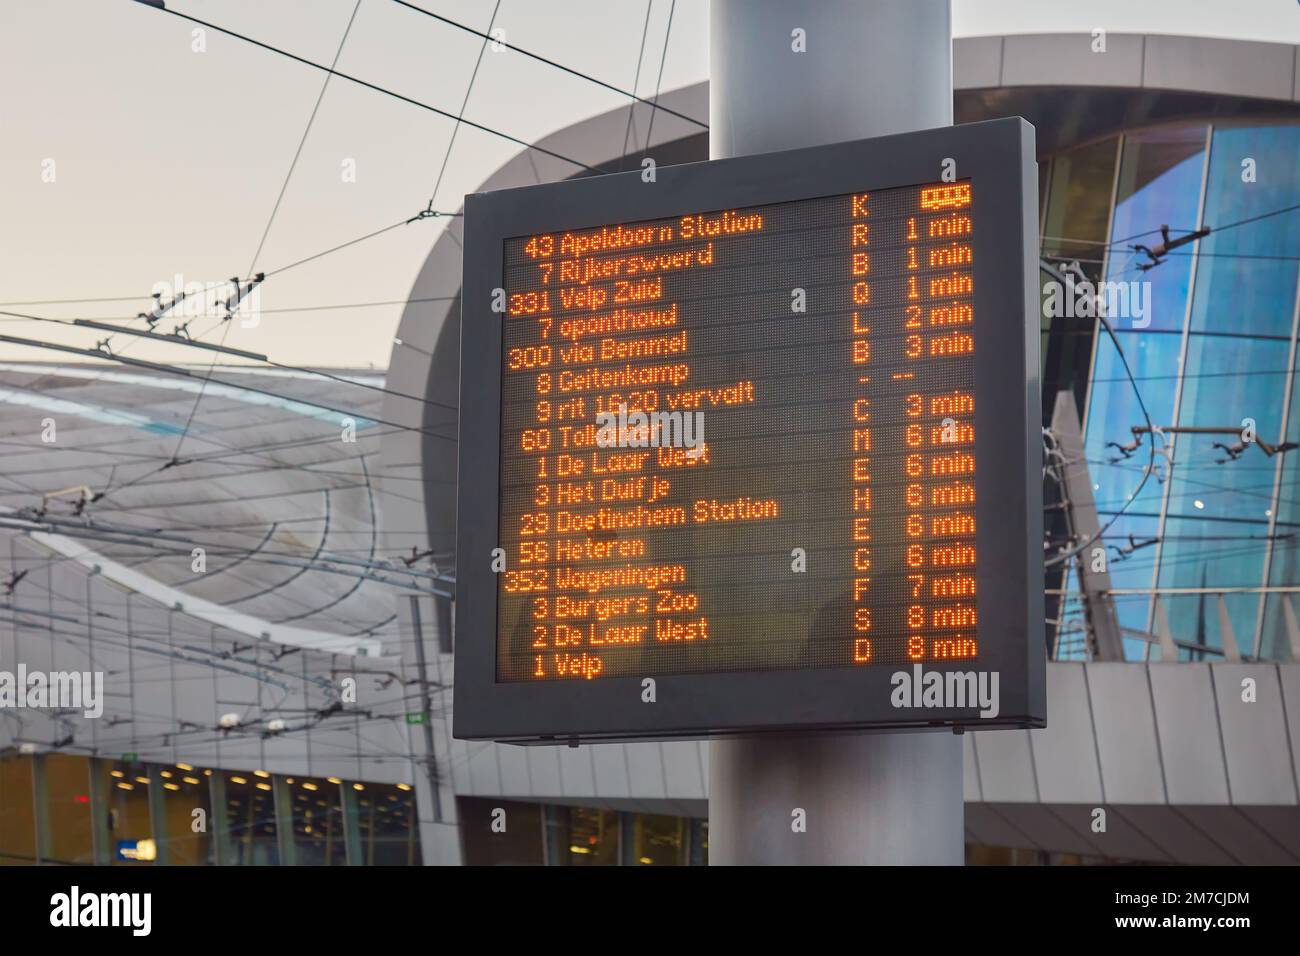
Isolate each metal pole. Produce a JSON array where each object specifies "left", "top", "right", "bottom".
[
  {"left": 88, "top": 757, "right": 113, "bottom": 865},
  {"left": 707, "top": 0, "right": 964, "bottom": 866},
  {"left": 408, "top": 594, "right": 443, "bottom": 821},
  {"left": 272, "top": 774, "right": 297, "bottom": 866},
  {"left": 146, "top": 764, "right": 171, "bottom": 866}
]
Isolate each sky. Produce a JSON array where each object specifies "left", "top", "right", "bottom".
[{"left": 2, "top": 0, "right": 1298, "bottom": 369}]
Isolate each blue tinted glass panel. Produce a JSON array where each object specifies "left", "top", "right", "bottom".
[
  {"left": 1098, "top": 511, "right": 1162, "bottom": 659},
  {"left": 1191, "top": 125, "right": 1300, "bottom": 337},
  {"left": 1158, "top": 515, "right": 1267, "bottom": 657},
  {"left": 1085, "top": 330, "right": 1181, "bottom": 515},
  {"left": 1106, "top": 126, "right": 1205, "bottom": 332},
  {"left": 1165, "top": 334, "right": 1287, "bottom": 521}
]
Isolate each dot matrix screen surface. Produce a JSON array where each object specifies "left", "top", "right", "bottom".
[{"left": 497, "top": 182, "right": 981, "bottom": 682}]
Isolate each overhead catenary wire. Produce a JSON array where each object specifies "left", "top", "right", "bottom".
[
  {"left": 642, "top": 0, "right": 678, "bottom": 155},
  {"left": 138, "top": 1, "right": 609, "bottom": 175},
  {"left": 389, "top": 0, "right": 707, "bottom": 132},
  {"left": 0, "top": 515, "right": 453, "bottom": 597},
  {"left": 1041, "top": 258, "right": 1156, "bottom": 568},
  {"left": 2, "top": 307, "right": 460, "bottom": 414},
  {"left": 0, "top": 331, "right": 457, "bottom": 443},
  {"left": 418, "top": 0, "right": 501, "bottom": 217},
  {"left": 164, "top": 1, "right": 367, "bottom": 473},
  {"left": 619, "top": 1, "right": 655, "bottom": 168}
]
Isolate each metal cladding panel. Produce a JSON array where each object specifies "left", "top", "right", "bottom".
[
  {"left": 1082, "top": 806, "right": 1170, "bottom": 863},
  {"left": 662, "top": 739, "right": 706, "bottom": 799},
  {"left": 1148, "top": 664, "right": 1230, "bottom": 805},
  {"left": 525, "top": 745, "right": 563, "bottom": 797},
  {"left": 971, "top": 729, "right": 1036, "bottom": 803},
  {"left": 1178, "top": 805, "right": 1296, "bottom": 865},
  {"left": 557, "top": 743, "right": 596, "bottom": 797},
  {"left": 1000, "top": 33, "right": 1144, "bottom": 88},
  {"left": 1143, "top": 35, "right": 1296, "bottom": 100},
  {"left": 466, "top": 739, "right": 501, "bottom": 794},
  {"left": 953, "top": 35, "right": 1003, "bottom": 89},
  {"left": 590, "top": 743, "right": 632, "bottom": 799},
  {"left": 963, "top": 735, "right": 981, "bottom": 800},
  {"left": 1028, "top": 663, "right": 1102, "bottom": 805},
  {"left": 625, "top": 742, "right": 668, "bottom": 799},
  {"left": 1279, "top": 665, "right": 1300, "bottom": 797},
  {"left": 1086, "top": 662, "right": 1166, "bottom": 804},
  {"left": 496, "top": 741, "right": 532, "bottom": 795},
  {"left": 1212, "top": 664, "right": 1298, "bottom": 805},
  {"left": 990, "top": 802, "right": 1101, "bottom": 857},
  {"left": 1112, "top": 805, "right": 1237, "bottom": 865}
]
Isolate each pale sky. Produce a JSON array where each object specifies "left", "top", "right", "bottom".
[{"left": 2, "top": 0, "right": 1298, "bottom": 368}]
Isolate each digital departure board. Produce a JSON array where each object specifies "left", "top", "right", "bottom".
[{"left": 456, "top": 118, "right": 1044, "bottom": 743}]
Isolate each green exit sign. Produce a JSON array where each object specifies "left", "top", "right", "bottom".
[
  {"left": 122, "top": 752, "right": 139, "bottom": 762},
  {"left": 405, "top": 712, "right": 426, "bottom": 725}
]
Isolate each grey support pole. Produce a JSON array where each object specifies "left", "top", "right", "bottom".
[
  {"left": 707, "top": 0, "right": 964, "bottom": 866},
  {"left": 146, "top": 764, "right": 171, "bottom": 866},
  {"left": 272, "top": 774, "right": 297, "bottom": 866},
  {"left": 88, "top": 757, "right": 113, "bottom": 865}
]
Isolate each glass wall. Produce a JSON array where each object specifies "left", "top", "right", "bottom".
[
  {"left": 0, "top": 755, "right": 420, "bottom": 866},
  {"left": 157, "top": 763, "right": 213, "bottom": 865},
  {"left": 224, "top": 770, "right": 280, "bottom": 865},
  {"left": 287, "top": 775, "right": 348, "bottom": 865},
  {"left": 460, "top": 797, "right": 545, "bottom": 865},
  {"left": 459, "top": 796, "right": 706, "bottom": 866},
  {"left": 106, "top": 759, "right": 155, "bottom": 865},
  {"left": 1060, "top": 120, "right": 1300, "bottom": 660},
  {"left": 0, "top": 754, "right": 36, "bottom": 864},
  {"left": 356, "top": 781, "right": 421, "bottom": 866}
]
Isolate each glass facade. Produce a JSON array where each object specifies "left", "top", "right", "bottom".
[
  {"left": 0, "top": 754, "right": 419, "bottom": 866},
  {"left": 459, "top": 797, "right": 706, "bottom": 866},
  {"left": 1043, "top": 121, "right": 1300, "bottom": 661}
]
